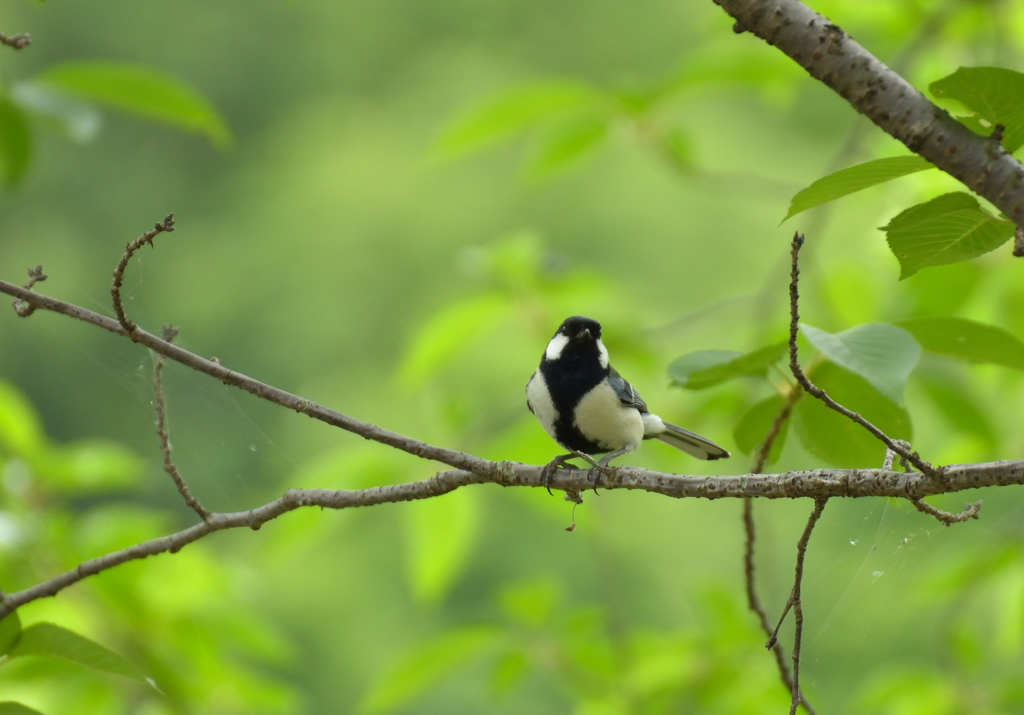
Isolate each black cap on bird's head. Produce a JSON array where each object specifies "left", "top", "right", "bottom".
[
  {"left": 544, "top": 315, "right": 608, "bottom": 367},
  {"left": 556, "top": 315, "right": 602, "bottom": 343}
]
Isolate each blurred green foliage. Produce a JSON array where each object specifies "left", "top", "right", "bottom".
[{"left": 1, "top": 0, "right": 1024, "bottom": 712}]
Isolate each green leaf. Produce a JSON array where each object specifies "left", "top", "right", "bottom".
[
  {"left": 667, "top": 350, "right": 740, "bottom": 386},
  {"left": 902, "top": 262, "right": 982, "bottom": 318},
  {"left": 897, "top": 317, "right": 1024, "bottom": 371},
  {"left": 930, "top": 67, "right": 1024, "bottom": 152},
  {"left": 435, "top": 81, "right": 598, "bottom": 157},
  {"left": 917, "top": 372, "right": 997, "bottom": 448},
  {"left": 0, "top": 703, "right": 46, "bottom": 715},
  {"left": 801, "top": 323, "right": 920, "bottom": 405},
  {"left": 733, "top": 395, "right": 791, "bottom": 465},
  {"left": 0, "top": 97, "right": 31, "bottom": 186},
  {"left": 34, "top": 61, "right": 230, "bottom": 148},
  {"left": 782, "top": 155, "right": 933, "bottom": 222},
  {"left": 881, "top": 192, "right": 1014, "bottom": 279},
  {"left": 668, "top": 342, "right": 786, "bottom": 390},
  {"left": 404, "top": 489, "right": 479, "bottom": 602},
  {"left": 792, "top": 362, "right": 912, "bottom": 468},
  {"left": 524, "top": 115, "right": 607, "bottom": 178},
  {"left": 9, "top": 623, "right": 146, "bottom": 682},
  {"left": 358, "top": 627, "right": 499, "bottom": 714},
  {"left": 0, "top": 611, "right": 21, "bottom": 656}
]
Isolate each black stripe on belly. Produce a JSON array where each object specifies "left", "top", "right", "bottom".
[{"left": 540, "top": 358, "right": 607, "bottom": 455}]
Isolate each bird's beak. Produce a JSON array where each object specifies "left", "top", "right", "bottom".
[{"left": 577, "top": 328, "right": 592, "bottom": 341}]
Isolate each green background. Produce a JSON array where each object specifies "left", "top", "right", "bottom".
[{"left": 1, "top": 0, "right": 1023, "bottom": 712}]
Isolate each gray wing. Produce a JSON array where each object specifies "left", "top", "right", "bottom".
[{"left": 607, "top": 366, "right": 649, "bottom": 414}]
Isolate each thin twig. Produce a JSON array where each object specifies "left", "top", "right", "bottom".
[
  {"left": 0, "top": 32, "right": 30, "bottom": 50},
  {"left": 787, "top": 233, "right": 939, "bottom": 477},
  {"left": 1014, "top": 226, "right": 1024, "bottom": 258},
  {"left": 153, "top": 325, "right": 212, "bottom": 522},
  {"left": 111, "top": 214, "right": 174, "bottom": 334},
  {"left": 752, "top": 387, "right": 802, "bottom": 475},
  {"left": 11, "top": 265, "right": 47, "bottom": 317},
  {"left": 743, "top": 499, "right": 816, "bottom": 714},
  {"left": 789, "top": 498, "right": 827, "bottom": 715},
  {"left": 743, "top": 385, "right": 815, "bottom": 713},
  {"left": 911, "top": 498, "right": 982, "bottom": 526}
]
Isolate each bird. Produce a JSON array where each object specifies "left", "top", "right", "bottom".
[{"left": 526, "top": 316, "right": 729, "bottom": 493}]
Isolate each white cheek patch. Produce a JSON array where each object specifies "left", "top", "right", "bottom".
[
  {"left": 545, "top": 333, "right": 570, "bottom": 361},
  {"left": 596, "top": 339, "right": 609, "bottom": 369}
]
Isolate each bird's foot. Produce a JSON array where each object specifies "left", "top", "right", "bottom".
[
  {"left": 587, "top": 449, "right": 626, "bottom": 495},
  {"left": 542, "top": 454, "right": 574, "bottom": 496},
  {"left": 542, "top": 451, "right": 603, "bottom": 495}
]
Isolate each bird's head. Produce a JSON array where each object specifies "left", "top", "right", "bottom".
[{"left": 544, "top": 316, "right": 608, "bottom": 367}]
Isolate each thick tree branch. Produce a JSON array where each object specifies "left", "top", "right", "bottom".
[{"left": 713, "top": 0, "right": 1024, "bottom": 229}]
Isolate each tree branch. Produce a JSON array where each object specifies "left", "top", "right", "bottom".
[
  {"left": 743, "top": 386, "right": 816, "bottom": 713},
  {"left": 110, "top": 213, "right": 174, "bottom": 335},
  {"left": 911, "top": 497, "right": 982, "bottom": 526},
  {"left": 0, "top": 220, "right": 1015, "bottom": 619},
  {"left": 153, "top": 325, "right": 212, "bottom": 521},
  {"left": 788, "top": 233, "right": 939, "bottom": 477},
  {"left": 0, "top": 32, "right": 30, "bottom": 50},
  {"left": 788, "top": 497, "right": 827, "bottom": 715},
  {"left": 10, "top": 265, "right": 47, "bottom": 317},
  {"left": 712, "top": 0, "right": 1024, "bottom": 229}
]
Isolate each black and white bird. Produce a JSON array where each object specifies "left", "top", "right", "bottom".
[{"left": 526, "top": 316, "right": 729, "bottom": 490}]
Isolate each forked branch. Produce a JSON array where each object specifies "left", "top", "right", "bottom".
[
  {"left": 0, "top": 218, "right": 1015, "bottom": 621},
  {"left": 787, "top": 233, "right": 938, "bottom": 477}
]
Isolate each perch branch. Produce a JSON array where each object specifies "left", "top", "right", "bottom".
[
  {"left": 3, "top": 277, "right": 1023, "bottom": 502},
  {"left": 788, "top": 233, "right": 938, "bottom": 477},
  {"left": 712, "top": 0, "right": 1024, "bottom": 228},
  {"left": 153, "top": 325, "right": 212, "bottom": 521},
  {"left": 0, "top": 220, "right": 1018, "bottom": 618}
]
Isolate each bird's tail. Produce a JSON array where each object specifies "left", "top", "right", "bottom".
[{"left": 642, "top": 414, "right": 730, "bottom": 460}]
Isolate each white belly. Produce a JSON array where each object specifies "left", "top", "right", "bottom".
[
  {"left": 573, "top": 381, "right": 644, "bottom": 452},
  {"left": 526, "top": 371, "right": 559, "bottom": 440}
]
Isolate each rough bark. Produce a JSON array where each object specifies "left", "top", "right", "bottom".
[{"left": 713, "top": 0, "right": 1024, "bottom": 226}]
